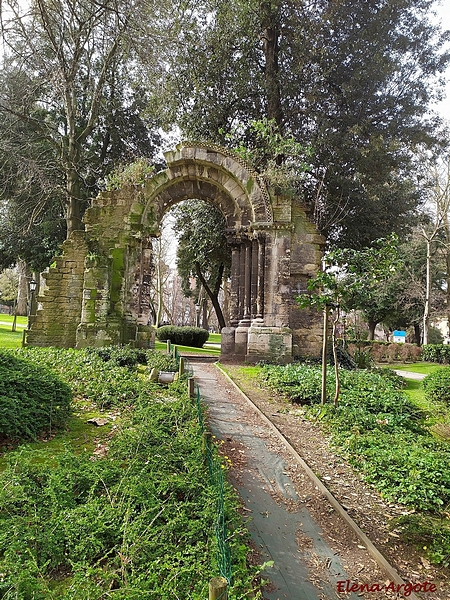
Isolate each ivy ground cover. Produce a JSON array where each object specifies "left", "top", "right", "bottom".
[
  {"left": 0, "top": 347, "right": 256, "bottom": 599},
  {"left": 256, "top": 363, "right": 450, "bottom": 567}
]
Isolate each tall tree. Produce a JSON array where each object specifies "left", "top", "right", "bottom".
[
  {"left": 0, "top": 0, "right": 162, "bottom": 238},
  {"left": 159, "top": 0, "right": 450, "bottom": 247},
  {"left": 171, "top": 200, "right": 231, "bottom": 330}
]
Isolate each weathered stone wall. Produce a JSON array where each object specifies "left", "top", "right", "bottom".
[
  {"left": 27, "top": 143, "right": 324, "bottom": 362},
  {"left": 26, "top": 232, "right": 88, "bottom": 348},
  {"left": 289, "top": 198, "right": 325, "bottom": 358}
]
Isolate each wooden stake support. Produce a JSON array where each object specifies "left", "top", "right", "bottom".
[
  {"left": 209, "top": 576, "right": 228, "bottom": 600},
  {"left": 188, "top": 377, "right": 195, "bottom": 398}
]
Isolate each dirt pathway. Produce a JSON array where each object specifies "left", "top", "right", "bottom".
[{"left": 191, "top": 361, "right": 391, "bottom": 600}]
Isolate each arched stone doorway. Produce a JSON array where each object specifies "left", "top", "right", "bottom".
[{"left": 26, "top": 143, "right": 324, "bottom": 363}]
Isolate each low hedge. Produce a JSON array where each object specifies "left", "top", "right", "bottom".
[
  {"left": 156, "top": 326, "right": 209, "bottom": 348},
  {"left": 422, "top": 344, "right": 450, "bottom": 364},
  {"left": 0, "top": 349, "right": 72, "bottom": 440},
  {"left": 423, "top": 367, "right": 450, "bottom": 404},
  {"left": 347, "top": 342, "right": 421, "bottom": 363}
]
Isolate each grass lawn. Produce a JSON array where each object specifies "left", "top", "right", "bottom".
[
  {"left": 207, "top": 332, "right": 222, "bottom": 344},
  {"left": 0, "top": 321, "right": 222, "bottom": 353},
  {"left": 0, "top": 316, "right": 27, "bottom": 348},
  {"left": 154, "top": 339, "right": 221, "bottom": 355},
  {"left": 389, "top": 361, "right": 443, "bottom": 375}
]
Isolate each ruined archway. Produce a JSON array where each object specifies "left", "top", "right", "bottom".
[{"left": 26, "top": 143, "right": 324, "bottom": 363}]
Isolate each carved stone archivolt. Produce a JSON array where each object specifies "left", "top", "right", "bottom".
[{"left": 26, "top": 143, "right": 324, "bottom": 363}]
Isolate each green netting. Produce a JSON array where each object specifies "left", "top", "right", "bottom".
[
  {"left": 166, "top": 348, "right": 231, "bottom": 585},
  {"left": 193, "top": 382, "right": 232, "bottom": 584}
]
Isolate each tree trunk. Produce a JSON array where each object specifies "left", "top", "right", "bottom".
[
  {"left": 423, "top": 237, "right": 431, "bottom": 346},
  {"left": 321, "top": 306, "right": 329, "bottom": 406},
  {"left": 66, "top": 165, "right": 84, "bottom": 237},
  {"left": 332, "top": 311, "right": 340, "bottom": 407},
  {"left": 195, "top": 262, "right": 226, "bottom": 330},
  {"left": 201, "top": 297, "right": 208, "bottom": 330},
  {"left": 445, "top": 228, "right": 450, "bottom": 341},
  {"left": 368, "top": 319, "right": 377, "bottom": 341},
  {"left": 16, "top": 260, "right": 30, "bottom": 316},
  {"left": 414, "top": 323, "right": 421, "bottom": 346}
]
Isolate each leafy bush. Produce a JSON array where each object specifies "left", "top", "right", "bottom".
[
  {"left": 422, "top": 344, "right": 450, "bottom": 364},
  {"left": 261, "top": 363, "right": 330, "bottom": 404},
  {"left": 351, "top": 347, "right": 375, "bottom": 369},
  {"left": 0, "top": 397, "right": 215, "bottom": 597},
  {"left": 156, "top": 325, "right": 209, "bottom": 348},
  {"left": 394, "top": 514, "right": 450, "bottom": 566},
  {"left": 86, "top": 345, "right": 178, "bottom": 371},
  {"left": 0, "top": 355, "right": 256, "bottom": 598},
  {"left": 0, "top": 349, "right": 72, "bottom": 440},
  {"left": 327, "top": 343, "right": 357, "bottom": 370},
  {"left": 87, "top": 345, "right": 148, "bottom": 367},
  {"left": 423, "top": 367, "right": 450, "bottom": 404},
  {"left": 344, "top": 432, "right": 450, "bottom": 511}
]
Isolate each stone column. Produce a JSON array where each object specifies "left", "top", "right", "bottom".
[
  {"left": 240, "top": 240, "right": 252, "bottom": 326},
  {"left": 251, "top": 237, "right": 259, "bottom": 318},
  {"left": 256, "top": 233, "right": 266, "bottom": 322},
  {"left": 228, "top": 238, "right": 241, "bottom": 328},
  {"left": 238, "top": 240, "right": 246, "bottom": 322}
]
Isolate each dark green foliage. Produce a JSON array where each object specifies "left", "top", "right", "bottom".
[
  {"left": 0, "top": 349, "right": 71, "bottom": 440},
  {"left": 394, "top": 514, "right": 450, "bottom": 567},
  {"left": 259, "top": 363, "right": 450, "bottom": 515},
  {"left": 261, "top": 364, "right": 329, "bottom": 404},
  {"left": 156, "top": 326, "right": 209, "bottom": 348},
  {"left": 344, "top": 432, "right": 450, "bottom": 511},
  {"left": 422, "top": 344, "right": 450, "bottom": 364},
  {"left": 351, "top": 347, "right": 375, "bottom": 369},
  {"left": 0, "top": 348, "right": 256, "bottom": 597},
  {"left": 166, "top": 0, "right": 449, "bottom": 247},
  {"left": 327, "top": 343, "right": 357, "bottom": 370},
  {"left": 12, "top": 347, "right": 178, "bottom": 409},
  {"left": 423, "top": 367, "right": 450, "bottom": 403},
  {"left": 0, "top": 398, "right": 215, "bottom": 597},
  {"left": 87, "top": 345, "right": 150, "bottom": 368}
]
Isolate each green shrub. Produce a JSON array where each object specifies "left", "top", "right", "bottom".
[
  {"left": 0, "top": 387, "right": 256, "bottom": 598},
  {"left": 156, "top": 326, "right": 209, "bottom": 348},
  {"left": 327, "top": 343, "right": 357, "bottom": 370},
  {"left": 394, "top": 514, "right": 450, "bottom": 566},
  {"left": 423, "top": 367, "right": 450, "bottom": 403},
  {"left": 351, "top": 347, "right": 375, "bottom": 369},
  {"left": 87, "top": 345, "right": 148, "bottom": 367},
  {"left": 261, "top": 363, "right": 330, "bottom": 404},
  {"left": 0, "top": 349, "right": 72, "bottom": 440},
  {"left": 344, "top": 432, "right": 450, "bottom": 511},
  {"left": 422, "top": 344, "right": 450, "bottom": 364}
]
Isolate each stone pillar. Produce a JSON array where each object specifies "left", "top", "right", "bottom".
[
  {"left": 229, "top": 241, "right": 241, "bottom": 328},
  {"left": 255, "top": 232, "right": 266, "bottom": 323},
  {"left": 220, "top": 327, "right": 236, "bottom": 358},
  {"left": 251, "top": 237, "right": 259, "bottom": 319},
  {"left": 241, "top": 240, "right": 252, "bottom": 326},
  {"left": 235, "top": 236, "right": 252, "bottom": 355},
  {"left": 25, "top": 231, "right": 88, "bottom": 348},
  {"left": 238, "top": 241, "right": 246, "bottom": 322}
]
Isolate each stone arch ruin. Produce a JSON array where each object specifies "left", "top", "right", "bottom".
[{"left": 26, "top": 143, "right": 324, "bottom": 363}]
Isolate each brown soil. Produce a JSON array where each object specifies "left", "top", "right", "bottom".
[{"left": 219, "top": 363, "right": 450, "bottom": 600}]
